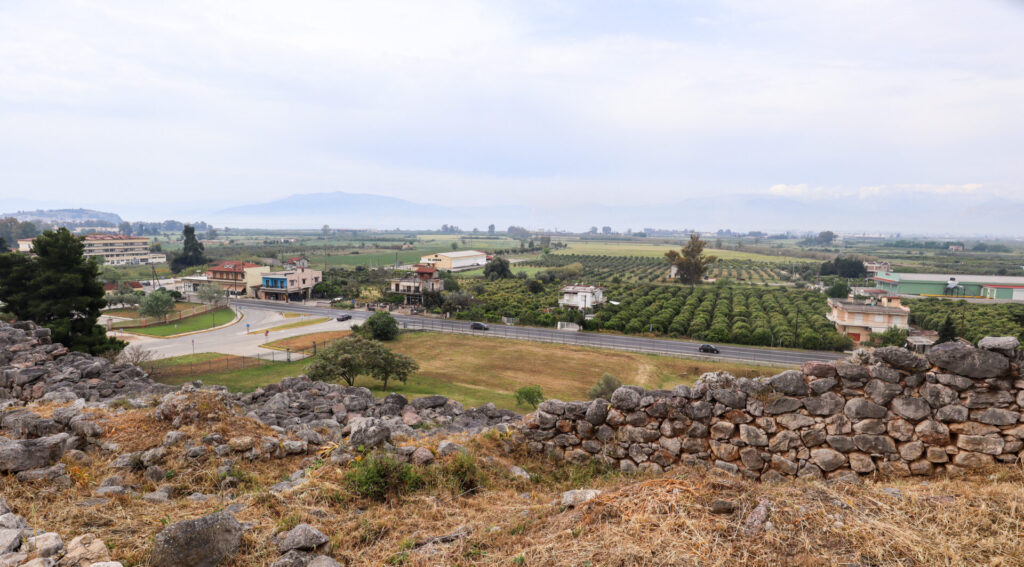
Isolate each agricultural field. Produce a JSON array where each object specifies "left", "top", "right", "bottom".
[
  {"left": 593, "top": 284, "right": 851, "bottom": 350},
  {"left": 551, "top": 239, "right": 814, "bottom": 263},
  {"left": 520, "top": 254, "right": 808, "bottom": 285},
  {"left": 522, "top": 254, "right": 667, "bottom": 282},
  {"left": 906, "top": 298, "right": 1024, "bottom": 342}
]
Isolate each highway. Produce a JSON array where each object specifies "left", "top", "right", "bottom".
[{"left": 230, "top": 299, "right": 843, "bottom": 368}]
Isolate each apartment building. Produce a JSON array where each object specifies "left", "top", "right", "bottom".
[{"left": 258, "top": 266, "right": 323, "bottom": 301}]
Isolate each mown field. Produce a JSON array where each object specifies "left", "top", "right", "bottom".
[{"left": 154, "top": 332, "right": 789, "bottom": 410}]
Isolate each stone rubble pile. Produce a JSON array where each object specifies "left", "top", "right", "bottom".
[
  {"left": 520, "top": 339, "right": 1024, "bottom": 480},
  {"left": 0, "top": 496, "right": 122, "bottom": 566},
  {"left": 0, "top": 321, "right": 172, "bottom": 404}
]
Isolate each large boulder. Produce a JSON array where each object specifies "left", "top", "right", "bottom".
[
  {"left": 927, "top": 342, "right": 1009, "bottom": 379},
  {"left": 873, "top": 347, "right": 929, "bottom": 372},
  {"left": 977, "top": 337, "right": 1020, "bottom": 357},
  {"left": 150, "top": 511, "right": 243, "bottom": 567},
  {"left": 0, "top": 432, "right": 73, "bottom": 473},
  {"left": 347, "top": 418, "right": 390, "bottom": 449}
]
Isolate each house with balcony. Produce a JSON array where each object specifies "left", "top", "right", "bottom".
[
  {"left": 558, "top": 285, "right": 606, "bottom": 310},
  {"left": 826, "top": 296, "right": 910, "bottom": 345},
  {"left": 258, "top": 266, "right": 323, "bottom": 301},
  {"left": 385, "top": 264, "right": 444, "bottom": 305},
  {"left": 205, "top": 261, "right": 269, "bottom": 295}
]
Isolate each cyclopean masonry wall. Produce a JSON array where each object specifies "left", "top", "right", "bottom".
[{"left": 519, "top": 338, "right": 1024, "bottom": 481}]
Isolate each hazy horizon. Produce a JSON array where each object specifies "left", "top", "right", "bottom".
[{"left": 2, "top": 1, "right": 1023, "bottom": 233}]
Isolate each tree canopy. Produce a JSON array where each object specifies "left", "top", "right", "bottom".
[
  {"left": 361, "top": 311, "right": 400, "bottom": 341},
  {"left": 170, "top": 225, "right": 207, "bottom": 273},
  {"left": 140, "top": 289, "right": 175, "bottom": 319},
  {"left": 306, "top": 335, "right": 418, "bottom": 388},
  {"left": 483, "top": 257, "right": 513, "bottom": 280},
  {"left": 820, "top": 257, "right": 866, "bottom": 278},
  {"left": 665, "top": 233, "right": 718, "bottom": 287},
  {"left": 0, "top": 228, "right": 123, "bottom": 354}
]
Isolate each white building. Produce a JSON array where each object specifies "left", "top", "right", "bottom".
[
  {"left": 558, "top": 285, "right": 606, "bottom": 310},
  {"left": 419, "top": 250, "right": 487, "bottom": 270}
]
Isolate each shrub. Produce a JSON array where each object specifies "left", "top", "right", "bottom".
[
  {"left": 435, "top": 452, "right": 484, "bottom": 496},
  {"left": 364, "top": 311, "right": 400, "bottom": 341},
  {"left": 344, "top": 454, "right": 423, "bottom": 502},
  {"left": 587, "top": 373, "right": 621, "bottom": 400},
  {"left": 514, "top": 385, "right": 544, "bottom": 408}
]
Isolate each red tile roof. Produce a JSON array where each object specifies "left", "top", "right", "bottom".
[{"left": 209, "top": 261, "right": 263, "bottom": 273}]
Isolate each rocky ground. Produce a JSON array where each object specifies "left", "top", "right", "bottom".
[{"left": 3, "top": 320, "right": 1024, "bottom": 566}]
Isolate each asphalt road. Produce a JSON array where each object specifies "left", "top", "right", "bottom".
[
  {"left": 120, "top": 307, "right": 354, "bottom": 360},
  {"left": 230, "top": 299, "right": 843, "bottom": 368}
]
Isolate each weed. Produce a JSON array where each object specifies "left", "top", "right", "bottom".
[
  {"left": 109, "top": 398, "right": 133, "bottom": 411},
  {"left": 386, "top": 551, "right": 409, "bottom": 565},
  {"left": 344, "top": 453, "right": 423, "bottom": 502},
  {"left": 435, "top": 451, "right": 485, "bottom": 496},
  {"left": 513, "top": 555, "right": 526, "bottom": 565},
  {"left": 277, "top": 513, "right": 302, "bottom": 532},
  {"left": 128, "top": 453, "right": 146, "bottom": 472}
]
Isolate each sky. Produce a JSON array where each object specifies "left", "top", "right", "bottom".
[{"left": 1, "top": 1, "right": 1023, "bottom": 232}]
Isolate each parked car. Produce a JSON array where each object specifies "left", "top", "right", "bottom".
[
  {"left": 336, "top": 314, "right": 352, "bottom": 322},
  {"left": 470, "top": 322, "right": 489, "bottom": 330},
  {"left": 698, "top": 344, "right": 720, "bottom": 354}
]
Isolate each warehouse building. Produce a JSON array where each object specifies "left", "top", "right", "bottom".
[
  {"left": 419, "top": 250, "right": 487, "bottom": 271},
  {"left": 872, "top": 271, "right": 1024, "bottom": 300}
]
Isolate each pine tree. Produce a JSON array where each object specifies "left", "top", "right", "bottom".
[
  {"left": 665, "top": 233, "right": 719, "bottom": 288},
  {"left": 0, "top": 228, "right": 124, "bottom": 354},
  {"left": 170, "top": 225, "right": 208, "bottom": 272},
  {"left": 937, "top": 314, "right": 958, "bottom": 344}
]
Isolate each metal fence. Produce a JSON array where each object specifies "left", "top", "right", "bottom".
[{"left": 147, "top": 350, "right": 309, "bottom": 379}]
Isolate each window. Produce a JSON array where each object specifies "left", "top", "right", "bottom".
[{"left": 875, "top": 314, "right": 884, "bottom": 323}]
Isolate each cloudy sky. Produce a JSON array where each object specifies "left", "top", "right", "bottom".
[{"left": 1, "top": 1, "right": 1023, "bottom": 230}]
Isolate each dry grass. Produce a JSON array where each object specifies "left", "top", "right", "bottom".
[
  {"left": 262, "top": 330, "right": 352, "bottom": 352},
  {"left": 387, "top": 333, "right": 785, "bottom": 401},
  {"left": 7, "top": 399, "right": 1024, "bottom": 566}
]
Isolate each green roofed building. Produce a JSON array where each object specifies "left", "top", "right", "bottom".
[{"left": 872, "top": 271, "right": 1024, "bottom": 300}]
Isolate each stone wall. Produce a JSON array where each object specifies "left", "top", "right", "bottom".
[{"left": 519, "top": 338, "right": 1024, "bottom": 480}]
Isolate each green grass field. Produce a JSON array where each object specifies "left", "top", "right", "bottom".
[
  {"left": 124, "top": 307, "right": 236, "bottom": 337},
  {"left": 102, "top": 302, "right": 203, "bottom": 319},
  {"left": 153, "top": 332, "right": 789, "bottom": 410}
]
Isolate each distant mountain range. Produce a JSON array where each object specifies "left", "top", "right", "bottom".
[
  {"left": 1, "top": 208, "right": 123, "bottom": 225},
  {"left": 210, "top": 190, "right": 1024, "bottom": 236},
  {"left": 213, "top": 191, "right": 531, "bottom": 230}
]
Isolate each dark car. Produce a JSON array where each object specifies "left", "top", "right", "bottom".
[
  {"left": 336, "top": 314, "right": 352, "bottom": 322},
  {"left": 470, "top": 322, "right": 489, "bottom": 330},
  {"left": 698, "top": 344, "right": 719, "bottom": 354}
]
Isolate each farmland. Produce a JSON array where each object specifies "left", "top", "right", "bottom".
[
  {"left": 906, "top": 298, "right": 1024, "bottom": 342},
  {"left": 522, "top": 254, "right": 807, "bottom": 284},
  {"left": 593, "top": 284, "right": 851, "bottom": 350}
]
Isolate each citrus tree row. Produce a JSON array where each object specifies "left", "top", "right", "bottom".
[
  {"left": 906, "top": 298, "right": 1024, "bottom": 343},
  {"left": 593, "top": 284, "right": 853, "bottom": 351},
  {"left": 525, "top": 254, "right": 667, "bottom": 282}
]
